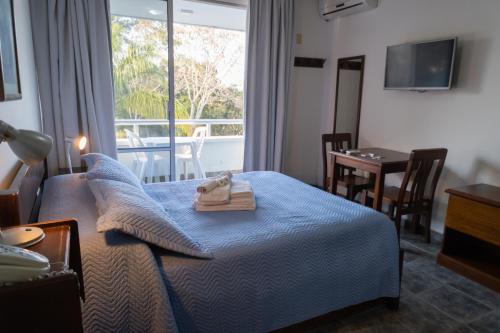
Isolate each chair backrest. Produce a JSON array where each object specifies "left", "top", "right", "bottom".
[
  {"left": 125, "top": 129, "right": 147, "bottom": 161},
  {"left": 322, "top": 133, "right": 353, "bottom": 189},
  {"left": 192, "top": 126, "right": 208, "bottom": 158},
  {"left": 398, "top": 148, "right": 448, "bottom": 209},
  {"left": 124, "top": 129, "right": 146, "bottom": 148}
]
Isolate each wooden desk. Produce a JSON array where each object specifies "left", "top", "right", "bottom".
[
  {"left": 437, "top": 184, "right": 500, "bottom": 292},
  {"left": 330, "top": 148, "right": 410, "bottom": 211}
]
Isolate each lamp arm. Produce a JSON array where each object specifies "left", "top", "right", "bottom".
[{"left": 66, "top": 140, "right": 73, "bottom": 174}]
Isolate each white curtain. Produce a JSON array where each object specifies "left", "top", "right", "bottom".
[
  {"left": 30, "top": 0, "right": 116, "bottom": 176},
  {"left": 243, "top": 0, "right": 294, "bottom": 172}
]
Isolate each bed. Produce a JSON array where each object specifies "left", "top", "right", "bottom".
[{"left": 33, "top": 167, "right": 401, "bottom": 333}]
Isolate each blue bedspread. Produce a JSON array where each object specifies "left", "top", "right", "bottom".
[{"left": 145, "top": 171, "right": 400, "bottom": 333}]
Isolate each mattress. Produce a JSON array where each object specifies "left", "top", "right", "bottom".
[
  {"left": 146, "top": 171, "right": 400, "bottom": 332},
  {"left": 38, "top": 172, "right": 400, "bottom": 333},
  {"left": 39, "top": 174, "right": 175, "bottom": 333}
]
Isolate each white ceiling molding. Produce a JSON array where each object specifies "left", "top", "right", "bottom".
[
  {"left": 110, "top": 0, "right": 247, "bottom": 31},
  {"left": 185, "top": 0, "right": 248, "bottom": 9}
]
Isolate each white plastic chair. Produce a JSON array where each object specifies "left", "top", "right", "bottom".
[
  {"left": 125, "top": 129, "right": 165, "bottom": 183},
  {"left": 175, "top": 126, "right": 207, "bottom": 180}
]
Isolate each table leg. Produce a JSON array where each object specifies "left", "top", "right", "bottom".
[
  {"left": 373, "top": 171, "right": 386, "bottom": 211},
  {"left": 331, "top": 154, "right": 339, "bottom": 195}
]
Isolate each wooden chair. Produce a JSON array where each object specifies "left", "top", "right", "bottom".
[
  {"left": 322, "top": 133, "right": 372, "bottom": 201},
  {"left": 362, "top": 148, "right": 448, "bottom": 242}
]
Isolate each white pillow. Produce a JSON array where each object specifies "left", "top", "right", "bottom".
[
  {"left": 81, "top": 153, "right": 143, "bottom": 189},
  {"left": 88, "top": 179, "right": 213, "bottom": 259}
]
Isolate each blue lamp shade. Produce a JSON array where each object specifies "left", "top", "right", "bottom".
[{"left": 0, "top": 120, "right": 53, "bottom": 165}]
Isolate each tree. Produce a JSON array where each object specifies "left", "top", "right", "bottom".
[
  {"left": 173, "top": 24, "right": 244, "bottom": 120},
  {"left": 112, "top": 17, "right": 168, "bottom": 120},
  {"left": 111, "top": 16, "right": 245, "bottom": 137}
]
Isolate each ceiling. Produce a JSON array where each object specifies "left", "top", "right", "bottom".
[{"left": 110, "top": 0, "right": 247, "bottom": 31}]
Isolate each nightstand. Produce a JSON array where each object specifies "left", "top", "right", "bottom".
[{"left": 0, "top": 219, "right": 84, "bottom": 333}]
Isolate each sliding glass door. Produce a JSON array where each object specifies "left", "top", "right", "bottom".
[
  {"left": 111, "top": 0, "right": 175, "bottom": 183},
  {"left": 110, "top": 0, "right": 246, "bottom": 183},
  {"left": 173, "top": 0, "right": 246, "bottom": 181}
]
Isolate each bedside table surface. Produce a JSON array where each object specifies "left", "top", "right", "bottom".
[
  {"left": 446, "top": 184, "right": 500, "bottom": 208},
  {"left": 27, "top": 225, "right": 70, "bottom": 272}
]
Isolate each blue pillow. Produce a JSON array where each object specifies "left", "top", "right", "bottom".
[
  {"left": 88, "top": 179, "right": 213, "bottom": 259},
  {"left": 81, "top": 153, "right": 143, "bottom": 189}
]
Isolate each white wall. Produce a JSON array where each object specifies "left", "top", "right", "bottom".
[
  {"left": 0, "top": 0, "right": 41, "bottom": 189},
  {"left": 284, "top": 0, "right": 334, "bottom": 184},
  {"left": 319, "top": 0, "right": 500, "bottom": 231}
]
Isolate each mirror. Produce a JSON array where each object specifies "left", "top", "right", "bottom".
[{"left": 333, "top": 56, "right": 365, "bottom": 148}]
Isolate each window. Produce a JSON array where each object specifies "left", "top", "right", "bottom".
[{"left": 111, "top": 0, "right": 246, "bottom": 183}]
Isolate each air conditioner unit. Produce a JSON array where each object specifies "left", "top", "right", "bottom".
[{"left": 319, "top": 0, "right": 378, "bottom": 21}]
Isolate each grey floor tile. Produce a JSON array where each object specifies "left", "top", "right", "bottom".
[
  {"left": 468, "top": 310, "right": 500, "bottom": 333},
  {"left": 451, "top": 324, "right": 480, "bottom": 333},
  {"left": 419, "top": 285, "right": 494, "bottom": 322},
  {"left": 400, "top": 230, "right": 443, "bottom": 256},
  {"left": 337, "top": 308, "right": 415, "bottom": 333},
  {"left": 400, "top": 286, "right": 416, "bottom": 298},
  {"left": 405, "top": 257, "right": 463, "bottom": 284},
  {"left": 396, "top": 293, "right": 458, "bottom": 332},
  {"left": 449, "top": 278, "right": 500, "bottom": 309},
  {"left": 402, "top": 267, "right": 443, "bottom": 294},
  {"left": 402, "top": 249, "right": 422, "bottom": 263},
  {"left": 285, "top": 232, "right": 497, "bottom": 333}
]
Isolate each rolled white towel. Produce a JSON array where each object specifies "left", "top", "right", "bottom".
[
  {"left": 196, "top": 171, "right": 233, "bottom": 193},
  {"left": 196, "top": 183, "right": 231, "bottom": 205}
]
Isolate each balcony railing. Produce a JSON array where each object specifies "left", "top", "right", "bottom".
[
  {"left": 115, "top": 118, "right": 244, "bottom": 181},
  {"left": 115, "top": 118, "right": 244, "bottom": 137}
]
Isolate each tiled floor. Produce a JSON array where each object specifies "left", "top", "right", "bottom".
[{"left": 302, "top": 229, "right": 500, "bottom": 333}]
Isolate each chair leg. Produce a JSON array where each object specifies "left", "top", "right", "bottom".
[
  {"left": 394, "top": 213, "right": 402, "bottom": 240},
  {"left": 412, "top": 215, "right": 421, "bottom": 234},
  {"left": 138, "top": 162, "right": 146, "bottom": 183},
  {"left": 425, "top": 212, "right": 432, "bottom": 243},
  {"left": 192, "top": 156, "right": 206, "bottom": 179},
  {"left": 360, "top": 190, "right": 367, "bottom": 206},
  {"left": 360, "top": 190, "right": 373, "bottom": 207},
  {"left": 149, "top": 159, "right": 156, "bottom": 183},
  {"left": 346, "top": 186, "right": 354, "bottom": 201},
  {"left": 388, "top": 204, "right": 395, "bottom": 220},
  {"left": 183, "top": 161, "right": 188, "bottom": 180}
]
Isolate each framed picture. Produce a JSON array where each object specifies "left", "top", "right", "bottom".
[{"left": 0, "top": 0, "right": 21, "bottom": 101}]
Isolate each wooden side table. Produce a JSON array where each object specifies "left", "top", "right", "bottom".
[
  {"left": 0, "top": 219, "right": 84, "bottom": 332},
  {"left": 437, "top": 184, "right": 500, "bottom": 293}
]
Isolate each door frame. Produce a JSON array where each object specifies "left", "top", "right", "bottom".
[{"left": 332, "top": 55, "right": 365, "bottom": 148}]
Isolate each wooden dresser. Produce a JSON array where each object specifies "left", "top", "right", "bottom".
[{"left": 437, "top": 184, "right": 500, "bottom": 292}]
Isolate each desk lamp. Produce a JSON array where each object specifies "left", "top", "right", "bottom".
[{"left": 0, "top": 120, "right": 52, "bottom": 247}]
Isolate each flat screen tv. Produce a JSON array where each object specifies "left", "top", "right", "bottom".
[{"left": 384, "top": 38, "right": 457, "bottom": 91}]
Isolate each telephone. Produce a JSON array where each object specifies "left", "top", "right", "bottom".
[{"left": 0, "top": 244, "right": 50, "bottom": 283}]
